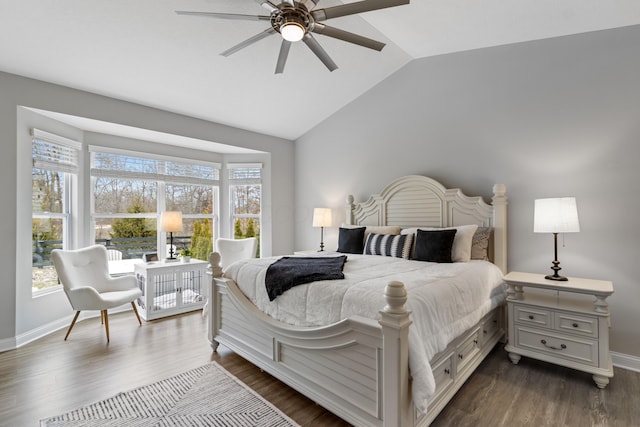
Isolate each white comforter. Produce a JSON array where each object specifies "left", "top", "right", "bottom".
[{"left": 223, "top": 252, "right": 506, "bottom": 412}]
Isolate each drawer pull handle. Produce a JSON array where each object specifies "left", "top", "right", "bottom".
[
  {"left": 541, "top": 339, "right": 567, "bottom": 351},
  {"left": 444, "top": 368, "right": 450, "bottom": 375},
  {"left": 458, "top": 354, "right": 464, "bottom": 359},
  {"left": 473, "top": 339, "right": 478, "bottom": 345},
  {"left": 483, "top": 329, "right": 487, "bottom": 334},
  {"left": 572, "top": 323, "right": 579, "bottom": 328},
  {"left": 528, "top": 315, "right": 534, "bottom": 320}
]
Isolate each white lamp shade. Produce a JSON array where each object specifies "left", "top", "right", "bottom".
[
  {"left": 312, "top": 208, "right": 332, "bottom": 228},
  {"left": 534, "top": 198, "right": 580, "bottom": 233},
  {"left": 160, "top": 211, "right": 183, "bottom": 233}
]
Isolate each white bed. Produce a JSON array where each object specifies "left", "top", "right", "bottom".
[{"left": 208, "top": 175, "right": 508, "bottom": 426}]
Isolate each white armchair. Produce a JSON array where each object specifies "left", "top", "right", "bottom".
[
  {"left": 215, "top": 237, "right": 258, "bottom": 270},
  {"left": 51, "top": 245, "right": 143, "bottom": 342},
  {"left": 204, "top": 238, "right": 258, "bottom": 317}
]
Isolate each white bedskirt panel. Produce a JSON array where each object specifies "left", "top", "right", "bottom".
[{"left": 223, "top": 253, "right": 506, "bottom": 411}]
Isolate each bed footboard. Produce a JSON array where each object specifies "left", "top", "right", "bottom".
[{"left": 209, "top": 269, "right": 412, "bottom": 426}]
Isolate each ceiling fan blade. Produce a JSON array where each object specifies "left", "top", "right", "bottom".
[
  {"left": 299, "top": 0, "right": 320, "bottom": 10},
  {"left": 302, "top": 33, "right": 338, "bottom": 72},
  {"left": 253, "top": 0, "right": 279, "bottom": 13},
  {"left": 275, "top": 40, "right": 292, "bottom": 74},
  {"left": 221, "top": 28, "right": 277, "bottom": 57},
  {"left": 311, "top": 23, "right": 385, "bottom": 51},
  {"left": 312, "top": 0, "right": 409, "bottom": 21},
  {"left": 175, "top": 11, "right": 270, "bottom": 21}
]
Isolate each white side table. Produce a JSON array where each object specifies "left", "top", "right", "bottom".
[
  {"left": 134, "top": 259, "right": 209, "bottom": 320},
  {"left": 504, "top": 271, "right": 614, "bottom": 388}
]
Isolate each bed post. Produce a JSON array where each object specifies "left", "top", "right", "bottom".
[
  {"left": 345, "top": 195, "right": 355, "bottom": 225},
  {"left": 379, "top": 281, "right": 413, "bottom": 427},
  {"left": 492, "top": 184, "right": 508, "bottom": 274},
  {"left": 207, "top": 252, "right": 222, "bottom": 351}
]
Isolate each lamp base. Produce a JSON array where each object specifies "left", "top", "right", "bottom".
[
  {"left": 545, "top": 260, "right": 568, "bottom": 281},
  {"left": 545, "top": 273, "right": 568, "bottom": 281}
]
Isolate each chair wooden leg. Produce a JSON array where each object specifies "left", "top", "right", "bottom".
[
  {"left": 102, "top": 310, "right": 110, "bottom": 343},
  {"left": 64, "top": 311, "right": 81, "bottom": 341},
  {"left": 131, "top": 301, "right": 142, "bottom": 325}
]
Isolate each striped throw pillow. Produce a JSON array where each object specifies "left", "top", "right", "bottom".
[{"left": 364, "top": 233, "right": 413, "bottom": 259}]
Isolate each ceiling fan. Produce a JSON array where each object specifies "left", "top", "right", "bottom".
[{"left": 176, "top": 0, "right": 409, "bottom": 74}]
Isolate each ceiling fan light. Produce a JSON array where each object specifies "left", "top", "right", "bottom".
[{"left": 280, "top": 22, "right": 305, "bottom": 42}]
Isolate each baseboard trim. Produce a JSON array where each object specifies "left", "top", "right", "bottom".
[
  {"left": 1, "top": 306, "right": 133, "bottom": 353},
  {"left": 612, "top": 351, "right": 640, "bottom": 373},
  {"left": 0, "top": 336, "right": 17, "bottom": 353}
]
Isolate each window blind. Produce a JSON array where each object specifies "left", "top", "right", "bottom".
[
  {"left": 31, "top": 129, "right": 81, "bottom": 174},
  {"left": 90, "top": 149, "right": 220, "bottom": 186},
  {"left": 228, "top": 163, "right": 262, "bottom": 185}
]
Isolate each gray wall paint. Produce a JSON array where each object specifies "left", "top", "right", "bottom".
[
  {"left": 295, "top": 25, "right": 640, "bottom": 357},
  {"left": 0, "top": 71, "right": 294, "bottom": 345}
]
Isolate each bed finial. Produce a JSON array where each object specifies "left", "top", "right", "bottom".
[
  {"left": 208, "top": 252, "right": 223, "bottom": 278},
  {"left": 383, "top": 281, "right": 408, "bottom": 314},
  {"left": 346, "top": 194, "right": 355, "bottom": 225}
]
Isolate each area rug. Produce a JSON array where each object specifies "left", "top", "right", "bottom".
[{"left": 41, "top": 362, "right": 300, "bottom": 426}]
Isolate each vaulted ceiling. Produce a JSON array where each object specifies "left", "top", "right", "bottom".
[{"left": 2, "top": 1, "right": 639, "bottom": 140}]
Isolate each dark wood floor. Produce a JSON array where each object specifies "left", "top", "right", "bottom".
[{"left": 0, "top": 310, "right": 638, "bottom": 426}]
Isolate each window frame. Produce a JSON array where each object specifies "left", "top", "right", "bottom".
[
  {"left": 228, "top": 163, "right": 262, "bottom": 249},
  {"left": 89, "top": 146, "right": 220, "bottom": 261},
  {"left": 31, "top": 129, "right": 80, "bottom": 295}
]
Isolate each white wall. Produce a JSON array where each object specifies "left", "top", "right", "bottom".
[
  {"left": 294, "top": 25, "right": 640, "bottom": 359},
  {"left": 0, "top": 71, "right": 294, "bottom": 349}
]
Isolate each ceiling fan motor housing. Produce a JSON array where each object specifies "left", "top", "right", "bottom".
[{"left": 272, "top": 5, "right": 313, "bottom": 38}]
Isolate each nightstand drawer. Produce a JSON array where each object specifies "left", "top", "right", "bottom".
[
  {"left": 554, "top": 312, "right": 598, "bottom": 338},
  {"left": 514, "top": 305, "right": 551, "bottom": 328},
  {"left": 515, "top": 327, "right": 598, "bottom": 366}
]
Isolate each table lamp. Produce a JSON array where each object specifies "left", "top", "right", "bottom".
[
  {"left": 160, "top": 211, "right": 183, "bottom": 260},
  {"left": 312, "top": 208, "right": 332, "bottom": 252},
  {"left": 534, "top": 197, "right": 580, "bottom": 281}
]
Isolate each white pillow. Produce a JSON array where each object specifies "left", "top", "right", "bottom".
[
  {"left": 402, "top": 224, "right": 478, "bottom": 262},
  {"left": 341, "top": 224, "right": 402, "bottom": 242}
]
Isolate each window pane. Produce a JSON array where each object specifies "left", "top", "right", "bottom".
[
  {"left": 32, "top": 168, "right": 64, "bottom": 214},
  {"left": 231, "top": 184, "right": 261, "bottom": 215},
  {"left": 233, "top": 217, "right": 260, "bottom": 238},
  {"left": 94, "top": 217, "right": 157, "bottom": 259},
  {"left": 166, "top": 184, "right": 213, "bottom": 215},
  {"left": 94, "top": 177, "right": 157, "bottom": 214},
  {"left": 32, "top": 217, "right": 63, "bottom": 290},
  {"left": 181, "top": 217, "right": 214, "bottom": 261}
]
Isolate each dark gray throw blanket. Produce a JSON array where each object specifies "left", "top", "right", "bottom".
[{"left": 265, "top": 255, "right": 348, "bottom": 301}]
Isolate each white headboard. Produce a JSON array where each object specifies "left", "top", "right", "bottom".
[{"left": 345, "top": 175, "right": 508, "bottom": 272}]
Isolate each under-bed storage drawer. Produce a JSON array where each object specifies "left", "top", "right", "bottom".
[
  {"left": 456, "top": 330, "right": 481, "bottom": 374},
  {"left": 480, "top": 310, "right": 501, "bottom": 345},
  {"left": 432, "top": 355, "right": 454, "bottom": 395}
]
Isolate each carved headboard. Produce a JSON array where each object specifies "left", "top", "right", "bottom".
[{"left": 345, "top": 175, "right": 508, "bottom": 273}]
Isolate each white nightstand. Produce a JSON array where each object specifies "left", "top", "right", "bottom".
[
  {"left": 294, "top": 249, "right": 321, "bottom": 255},
  {"left": 503, "top": 271, "right": 614, "bottom": 388}
]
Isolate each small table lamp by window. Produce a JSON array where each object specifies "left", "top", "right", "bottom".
[
  {"left": 160, "top": 211, "right": 183, "bottom": 260},
  {"left": 312, "top": 208, "right": 332, "bottom": 252},
  {"left": 534, "top": 197, "right": 580, "bottom": 281}
]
